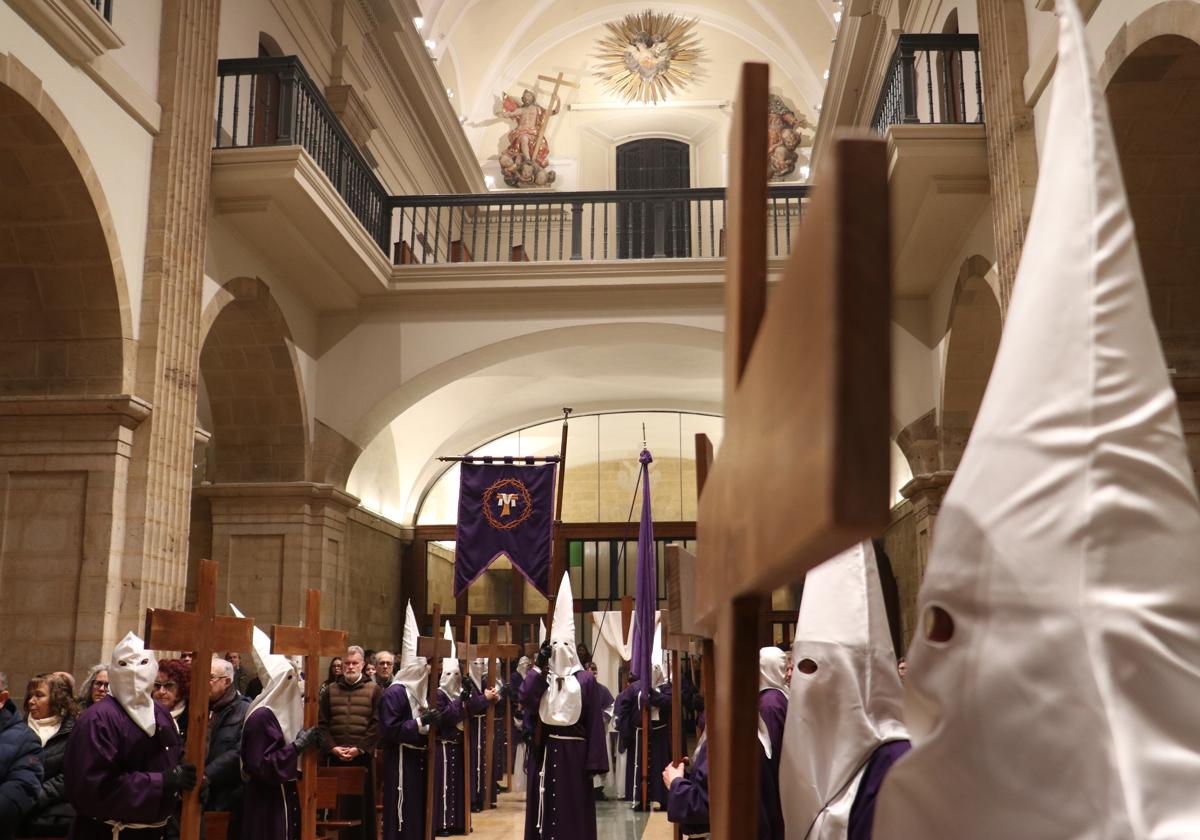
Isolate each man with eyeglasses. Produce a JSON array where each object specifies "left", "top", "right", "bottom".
[
  {"left": 373, "top": 650, "right": 394, "bottom": 689},
  {"left": 205, "top": 657, "right": 251, "bottom": 824}
]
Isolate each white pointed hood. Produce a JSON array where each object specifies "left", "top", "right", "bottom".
[
  {"left": 234, "top": 604, "right": 304, "bottom": 743},
  {"left": 439, "top": 621, "right": 461, "bottom": 697},
  {"left": 876, "top": 3, "right": 1200, "bottom": 837},
  {"left": 539, "top": 574, "right": 583, "bottom": 726},
  {"left": 109, "top": 632, "right": 158, "bottom": 737},
  {"left": 758, "top": 646, "right": 790, "bottom": 760},
  {"left": 538, "top": 618, "right": 547, "bottom": 645},
  {"left": 394, "top": 601, "right": 429, "bottom": 718},
  {"left": 650, "top": 622, "right": 668, "bottom": 689},
  {"left": 781, "top": 542, "right": 907, "bottom": 839}
]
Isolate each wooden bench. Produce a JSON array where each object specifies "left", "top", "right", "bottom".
[{"left": 316, "top": 765, "right": 368, "bottom": 838}]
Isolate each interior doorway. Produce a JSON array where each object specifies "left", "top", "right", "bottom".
[{"left": 616, "top": 138, "right": 692, "bottom": 258}]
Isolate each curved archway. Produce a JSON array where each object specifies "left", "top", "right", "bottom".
[
  {"left": 0, "top": 57, "right": 131, "bottom": 396},
  {"left": 940, "top": 256, "right": 1001, "bottom": 470},
  {"left": 197, "top": 277, "right": 309, "bottom": 483}
]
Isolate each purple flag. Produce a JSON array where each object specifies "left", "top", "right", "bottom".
[
  {"left": 630, "top": 449, "right": 656, "bottom": 700},
  {"left": 454, "top": 461, "right": 555, "bottom": 596}
]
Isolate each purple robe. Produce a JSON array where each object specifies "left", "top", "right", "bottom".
[
  {"left": 758, "top": 688, "right": 788, "bottom": 840},
  {"left": 666, "top": 740, "right": 708, "bottom": 837},
  {"left": 847, "top": 740, "right": 911, "bottom": 840},
  {"left": 433, "top": 690, "right": 467, "bottom": 834},
  {"left": 614, "top": 681, "right": 671, "bottom": 809},
  {"left": 379, "top": 684, "right": 428, "bottom": 840},
  {"left": 239, "top": 708, "right": 300, "bottom": 840},
  {"left": 519, "top": 668, "right": 609, "bottom": 840},
  {"left": 466, "top": 681, "right": 502, "bottom": 811},
  {"left": 65, "top": 695, "right": 182, "bottom": 840}
]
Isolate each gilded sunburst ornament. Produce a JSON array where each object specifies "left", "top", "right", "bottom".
[{"left": 594, "top": 11, "right": 704, "bottom": 104}]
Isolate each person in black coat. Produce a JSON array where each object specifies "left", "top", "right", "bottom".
[
  {"left": 0, "top": 671, "right": 42, "bottom": 840},
  {"left": 18, "top": 673, "right": 77, "bottom": 837},
  {"left": 206, "top": 657, "right": 251, "bottom": 819}
]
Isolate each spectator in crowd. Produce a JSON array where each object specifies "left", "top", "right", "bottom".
[
  {"left": 179, "top": 652, "right": 195, "bottom": 666},
  {"left": 320, "top": 656, "right": 344, "bottom": 700},
  {"left": 319, "top": 646, "right": 380, "bottom": 840},
  {"left": 206, "top": 657, "right": 251, "bottom": 825},
  {"left": 19, "top": 672, "right": 77, "bottom": 836},
  {"left": 77, "top": 665, "right": 110, "bottom": 710},
  {"left": 226, "top": 651, "right": 253, "bottom": 695},
  {"left": 373, "top": 650, "right": 394, "bottom": 689},
  {"left": 154, "top": 659, "right": 191, "bottom": 741},
  {"left": 0, "top": 670, "right": 42, "bottom": 840}
]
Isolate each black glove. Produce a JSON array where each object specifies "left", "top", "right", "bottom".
[
  {"left": 535, "top": 641, "right": 551, "bottom": 671},
  {"left": 419, "top": 708, "right": 442, "bottom": 728},
  {"left": 292, "top": 727, "right": 322, "bottom": 753},
  {"left": 163, "top": 762, "right": 198, "bottom": 796}
]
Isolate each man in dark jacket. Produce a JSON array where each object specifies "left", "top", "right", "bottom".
[
  {"left": 206, "top": 657, "right": 251, "bottom": 821},
  {"left": 319, "top": 646, "right": 380, "bottom": 840},
  {"left": 0, "top": 671, "right": 43, "bottom": 840}
]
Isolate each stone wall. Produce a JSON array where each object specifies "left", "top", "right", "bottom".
[
  {"left": 344, "top": 509, "right": 406, "bottom": 650},
  {"left": 882, "top": 499, "right": 921, "bottom": 651}
]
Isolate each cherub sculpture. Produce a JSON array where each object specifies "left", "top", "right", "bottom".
[{"left": 766, "top": 95, "right": 813, "bottom": 181}]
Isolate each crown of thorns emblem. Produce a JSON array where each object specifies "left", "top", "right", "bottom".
[{"left": 482, "top": 478, "right": 534, "bottom": 530}]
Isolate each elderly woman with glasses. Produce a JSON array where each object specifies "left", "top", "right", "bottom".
[
  {"left": 153, "top": 658, "right": 191, "bottom": 741},
  {"left": 77, "top": 664, "right": 110, "bottom": 709}
]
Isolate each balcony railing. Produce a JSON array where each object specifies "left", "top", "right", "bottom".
[
  {"left": 872, "top": 34, "right": 984, "bottom": 133},
  {"left": 214, "top": 56, "right": 391, "bottom": 251},
  {"left": 389, "top": 186, "right": 810, "bottom": 264},
  {"left": 88, "top": 0, "right": 114, "bottom": 23},
  {"left": 212, "top": 55, "right": 811, "bottom": 266}
]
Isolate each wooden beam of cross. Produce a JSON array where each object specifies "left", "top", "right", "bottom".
[
  {"left": 416, "top": 606, "right": 454, "bottom": 840},
  {"left": 269, "top": 590, "right": 348, "bottom": 840},
  {"left": 476, "top": 619, "right": 521, "bottom": 809},
  {"left": 620, "top": 595, "right": 634, "bottom": 643},
  {"left": 696, "top": 63, "right": 891, "bottom": 840},
  {"left": 144, "top": 560, "right": 254, "bottom": 840},
  {"left": 504, "top": 622, "right": 517, "bottom": 790},
  {"left": 531, "top": 72, "right": 579, "bottom": 168}
]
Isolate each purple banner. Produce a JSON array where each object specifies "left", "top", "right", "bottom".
[
  {"left": 631, "top": 449, "right": 656, "bottom": 700},
  {"left": 454, "top": 461, "right": 556, "bottom": 597}
]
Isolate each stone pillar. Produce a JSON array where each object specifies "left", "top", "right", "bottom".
[
  {"left": 122, "top": 0, "right": 222, "bottom": 624},
  {"left": 0, "top": 396, "right": 149, "bottom": 690},
  {"left": 977, "top": 0, "right": 1039, "bottom": 311},
  {"left": 887, "top": 471, "right": 954, "bottom": 646},
  {"left": 195, "top": 482, "right": 359, "bottom": 634}
]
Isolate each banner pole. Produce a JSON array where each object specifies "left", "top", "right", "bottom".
[{"left": 546, "top": 407, "right": 572, "bottom": 628}]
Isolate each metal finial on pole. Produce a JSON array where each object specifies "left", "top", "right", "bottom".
[{"left": 642, "top": 422, "right": 647, "bottom": 450}]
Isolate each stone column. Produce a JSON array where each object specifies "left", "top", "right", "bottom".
[
  {"left": 122, "top": 0, "right": 222, "bottom": 625},
  {"left": 887, "top": 470, "right": 954, "bottom": 646},
  {"left": 195, "top": 482, "right": 359, "bottom": 633},
  {"left": 977, "top": 0, "right": 1039, "bottom": 311},
  {"left": 0, "top": 396, "right": 149, "bottom": 690}
]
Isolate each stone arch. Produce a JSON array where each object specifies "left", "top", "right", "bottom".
[
  {"left": 0, "top": 55, "right": 132, "bottom": 396},
  {"left": 1098, "top": 2, "right": 1200, "bottom": 88},
  {"left": 939, "top": 255, "right": 1001, "bottom": 470},
  {"left": 197, "top": 276, "right": 309, "bottom": 483}
]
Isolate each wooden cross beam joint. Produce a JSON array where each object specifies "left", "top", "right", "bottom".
[
  {"left": 144, "top": 560, "right": 254, "bottom": 840},
  {"left": 474, "top": 620, "right": 522, "bottom": 809},
  {"left": 269, "top": 590, "right": 348, "bottom": 840},
  {"left": 694, "top": 61, "right": 892, "bottom": 840}
]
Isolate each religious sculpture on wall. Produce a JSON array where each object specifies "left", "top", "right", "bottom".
[
  {"left": 497, "top": 89, "right": 558, "bottom": 188},
  {"left": 594, "top": 11, "right": 704, "bottom": 104},
  {"left": 767, "top": 94, "right": 813, "bottom": 181}
]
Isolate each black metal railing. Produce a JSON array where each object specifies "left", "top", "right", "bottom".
[
  {"left": 88, "top": 0, "right": 114, "bottom": 23},
  {"left": 214, "top": 56, "right": 391, "bottom": 251},
  {"left": 872, "top": 34, "right": 984, "bottom": 133},
  {"left": 388, "top": 185, "right": 810, "bottom": 265}
]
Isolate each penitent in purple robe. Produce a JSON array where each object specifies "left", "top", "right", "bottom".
[
  {"left": 666, "top": 740, "right": 709, "bottom": 837},
  {"left": 65, "top": 695, "right": 183, "bottom": 840},
  {"left": 379, "top": 683, "right": 429, "bottom": 840},
  {"left": 758, "top": 688, "right": 788, "bottom": 840},
  {"left": 466, "top": 682, "right": 503, "bottom": 811},
  {"left": 614, "top": 681, "right": 671, "bottom": 810},
  {"left": 239, "top": 708, "right": 301, "bottom": 840},
  {"left": 519, "top": 668, "right": 609, "bottom": 840},
  {"left": 847, "top": 740, "right": 911, "bottom": 840},
  {"left": 433, "top": 690, "right": 468, "bottom": 834}
]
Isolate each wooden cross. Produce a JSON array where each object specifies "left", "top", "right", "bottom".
[
  {"left": 532, "top": 72, "right": 579, "bottom": 167},
  {"left": 449, "top": 616, "right": 476, "bottom": 835},
  {"left": 269, "top": 590, "right": 348, "bottom": 840},
  {"left": 476, "top": 619, "right": 521, "bottom": 809},
  {"left": 416, "top": 605, "right": 454, "bottom": 840},
  {"left": 144, "top": 560, "right": 253, "bottom": 840},
  {"left": 504, "top": 622, "right": 517, "bottom": 790},
  {"left": 694, "top": 63, "right": 891, "bottom": 839},
  {"left": 620, "top": 595, "right": 634, "bottom": 643}
]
